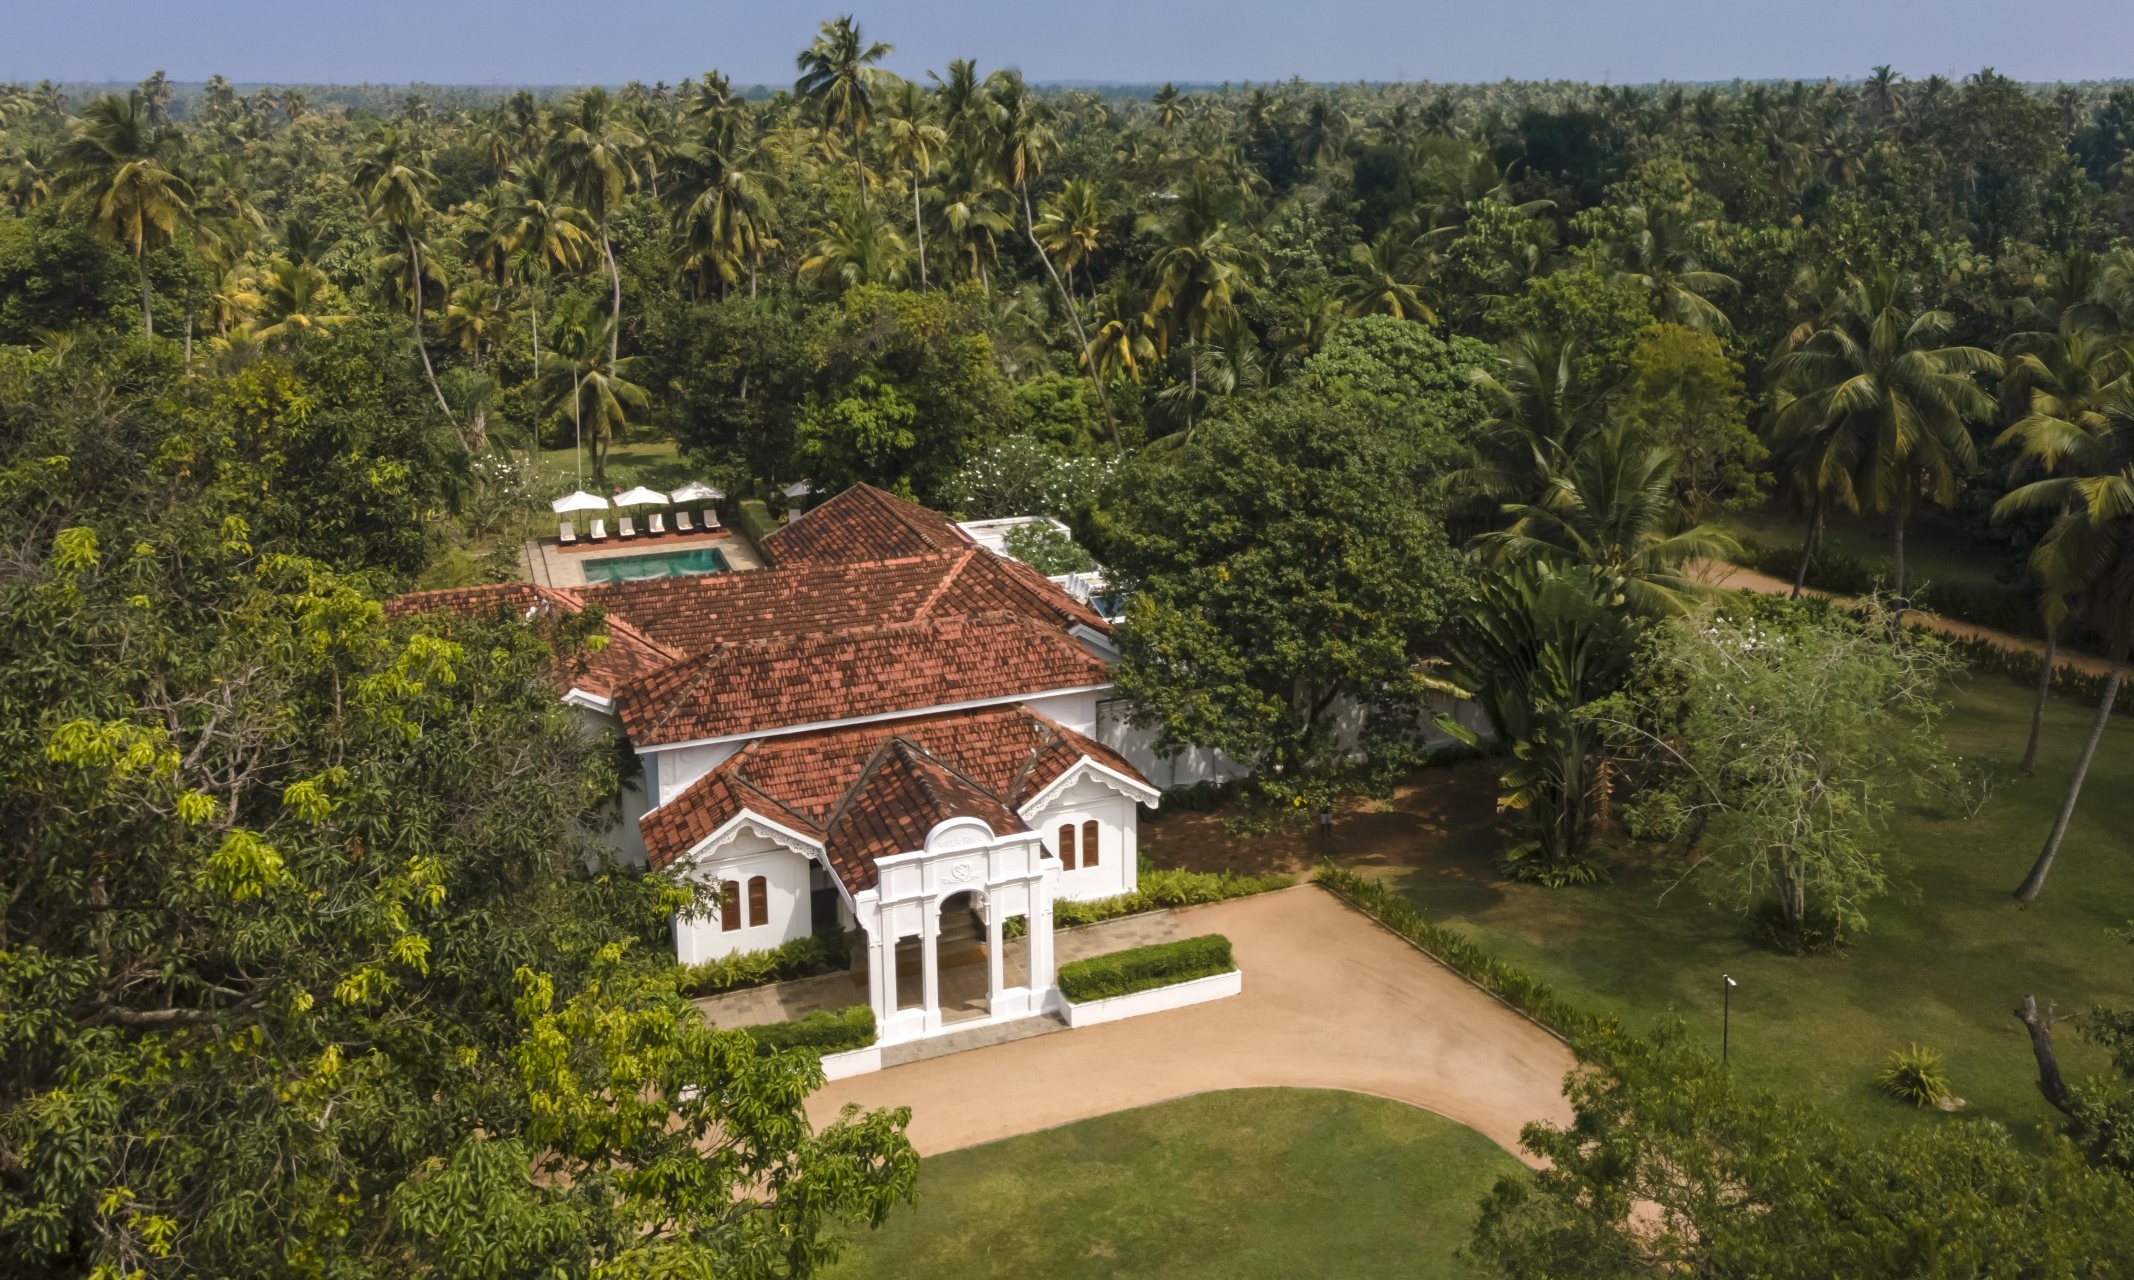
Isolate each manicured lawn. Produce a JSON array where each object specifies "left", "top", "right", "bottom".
[
  {"left": 535, "top": 439, "right": 686, "bottom": 494},
  {"left": 824, "top": 1089, "right": 1519, "bottom": 1280},
  {"left": 1374, "top": 675, "right": 2134, "bottom": 1139},
  {"left": 1718, "top": 503, "right": 2012, "bottom": 594}
]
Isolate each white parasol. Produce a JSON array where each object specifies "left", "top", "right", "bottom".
[
  {"left": 611, "top": 485, "right": 670, "bottom": 508},
  {"left": 550, "top": 491, "right": 611, "bottom": 514},
  {"left": 669, "top": 481, "right": 724, "bottom": 503}
]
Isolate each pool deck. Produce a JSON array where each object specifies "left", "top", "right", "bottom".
[{"left": 525, "top": 526, "right": 765, "bottom": 587}]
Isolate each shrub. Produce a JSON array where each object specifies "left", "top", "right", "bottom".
[
  {"left": 735, "top": 497, "right": 779, "bottom": 551},
  {"left": 1878, "top": 1044, "right": 1953, "bottom": 1108},
  {"left": 739, "top": 1004, "right": 875, "bottom": 1056},
  {"left": 1314, "top": 864, "right": 1608, "bottom": 1045},
  {"left": 1058, "top": 933, "right": 1235, "bottom": 1003},
  {"left": 676, "top": 932, "right": 848, "bottom": 999},
  {"left": 1049, "top": 865, "right": 1293, "bottom": 930},
  {"left": 1935, "top": 630, "right": 2134, "bottom": 719}
]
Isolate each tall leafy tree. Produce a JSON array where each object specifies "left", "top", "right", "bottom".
[
  {"left": 353, "top": 124, "right": 457, "bottom": 424},
  {"left": 877, "top": 78, "right": 945, "bottom": 289},
  {"left": 55, "top": 91, "right": 193, "bottom": 339},
  {"left": 1767, "top": 269, "right": 1999, "bottom": 598},
  {"left": 794, "top": 15, "right": 893, "bottom": 205},
  {"left": 548, "top": 87, "right": 641, "bottom": 361},
  {"left": 1994, "top": 375, "right": 2134, "bottom": 902}
]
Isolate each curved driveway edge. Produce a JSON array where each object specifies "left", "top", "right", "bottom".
[{"left": 808, "top": 885, "right": 1576, "bottom": 1163}]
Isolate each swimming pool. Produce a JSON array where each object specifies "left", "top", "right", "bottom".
[{"left": 579, "top": 546, "right": 730, "bottom": 584}]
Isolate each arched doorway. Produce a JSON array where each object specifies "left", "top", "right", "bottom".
[{"left": 935, "top": 891, "right": 990, "bottom": 1023}]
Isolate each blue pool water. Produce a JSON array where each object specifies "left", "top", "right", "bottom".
[{"left": 580, "top": 546, "right": 730, "bottom": 584}]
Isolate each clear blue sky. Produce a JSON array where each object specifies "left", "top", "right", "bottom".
[{"left": 10, "top": 1, "right": 2134, "bottom": 88}]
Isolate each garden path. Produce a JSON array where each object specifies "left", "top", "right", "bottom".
[
  {"left": 1693, "top": 560, "right": 2118, "bottom": 677},
  {"left": 807, "top": 885, "right": 1577, "bottom": 1163}
]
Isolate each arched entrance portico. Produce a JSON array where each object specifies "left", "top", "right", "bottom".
[{"left": 856, "top": 817, "right": 1058, "bottom": 1045}]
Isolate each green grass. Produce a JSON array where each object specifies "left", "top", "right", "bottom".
[
  {"left": 824, "top": 1089, "right": 1518, "bottom": 1280},
  {"left": 1720, "top": 504, "right": 2012, "bottom": 594},
  {"left": 1374, "top": 675, "right": 2134, "bottom": 1139},
  {"left": 535, "top": 439, "right": 686, "bottom": 496}
]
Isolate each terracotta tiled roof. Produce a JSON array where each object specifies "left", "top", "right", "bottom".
[
  {"left": 759, "top": 482, "right": 976, "bottom": 566},
  {"left": 613, "top": 612, "right": 1110, "bottom": 747},
  {"left": 638, "top": 705, "right": 1153, "bottom": 890},
  {"left": 382, "top": 583, "right": 683, "bottom": 702}
]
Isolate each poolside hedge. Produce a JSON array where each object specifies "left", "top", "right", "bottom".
[
  {"left": 1058, "top": 933, "right": 1235, "bottom": 1003},
  {"left": 1314, "top": 865, "right": 1606, "bottom": 1045},
  {"left": 735, "top": 498, "right": 780, "bottom": 553},
  {"left": 739, "top": 1004, "right": 876, "bottom": 1056}
]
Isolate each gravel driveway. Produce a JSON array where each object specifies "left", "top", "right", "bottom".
[{"left": 808, "top": 885, "right": 1577, "bottom": 1162}]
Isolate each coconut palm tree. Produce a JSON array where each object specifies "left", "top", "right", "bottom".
[
  {"left": 987, "top": 70, "right": 1117, "bottom": 445},
  {"left": 1766, "top": 269, "right": 2000, "bottom": 598},
  {"left": 1344, "top": 226, "right": 1440, "bottom": 322},
  {"left": 799, "top": 198, "right": 909, "bottom": 292},
  {"left": 794, "top": 15, "right": 893, "bottom": 205},
  {"left": 248, "top": 257, "right": 352, "bottom": 345},
  {"left": 667, "top": 114, "right": 781, "bottom": 298},
  {"left": 926, "top": 149, "right": 1012, "bottom": 289},
  {"left": 1142, "top": 180, "right": 1257, "bottom": 437},
  {"left": 440, "top": 279, "right": 507, "bottom": 367},
  {"left": 1454, "top": 332, "right": 1613, "bottom": 506},
  {"left": 548, "top": 87, "right": 640, "bottom": 360},
  {"left": 1473, "top": 423, "right": 1742, "bottom": 616},
  {"left": 3, "top": 142, "right": 55, "bottom": 211},
  {"left": 352, "top": 124, "right": 456, "bottom": 421},
  {"left": 877, "top": 78, "right": 946, "bottom": 289},
  {"left": 1605, "top": 202, "right": 1737, "bottom": 333},
  {"left": 1267, "top": 284, "right": 1344, "bottom": 377},
  {"left": 1994, "top": 327, "right": 2134, "bottom": 772},
  {"left": 539, "top": 302, "right": 647, "bottom": 487},
  {"left": 1035, "top": 178, "right": 1105, "bottom": 304},
  {"left": 55, "top": 91, "right": 194, "bottom": 339},
  {"left": 1086, "top": 277, "right": 1161, "bottom": 388},
  {"left": 1995, "top": 375, "right": 2134, "bottom": 901}
]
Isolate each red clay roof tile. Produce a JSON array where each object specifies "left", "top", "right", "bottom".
[{"left": 638, "top": 705, "right": 1151, "bottom": 891}]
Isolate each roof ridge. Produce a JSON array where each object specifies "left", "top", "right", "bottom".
[
  {"left": 1005, "top": 714, "right": 1056, "bottom": 807},
  {"left": 911, "top": 549, "right": 975, "bottom": 621},
  {"left": 819, "top": 735, "right": 910, "bottom": 843},
  {"left": 641, "top": 643, "right": 730, "bottom": 738}
]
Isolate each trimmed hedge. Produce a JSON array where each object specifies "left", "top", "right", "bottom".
[
  {"left": 676, "top": 932, "right": 848, "bottom": 999},
  {"left": 1934, "top": 630, "right": 2133, "bottom": 718},
  {"left": 1314, "top": 864, "right": 1606, "bottom": 1044},
  {"left": 1058, "top": 933, "right": 1234, "bottom": 1003},
  {"left": 734, "top": 498, "right": 780, "bottom": 556},
  {"left": 1048, "top": 866, "right": 1293, "bottom": 931},
  {"left": 739, "top": 1004, "right": 875, "bottom": 1056}
]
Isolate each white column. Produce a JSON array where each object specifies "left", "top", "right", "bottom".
[
  {"left": 1031, "top": 873, "right": 1056, "bottom": 994},
  {"left": 986, "top": 896, "right": 1005, "bottom": 1014},
  {"left": 861, "top": 905, "right": 891, "bottom": 1027},
  {"left": 920, "top": 895, "right": 942, "bottom": 1034}
]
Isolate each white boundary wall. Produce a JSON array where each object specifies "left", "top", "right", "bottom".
[{"left": 1060, "top": 968, "right": 1242, "bottom": 1029}]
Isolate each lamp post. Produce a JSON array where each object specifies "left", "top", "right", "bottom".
[{"left": 1723, "top": 974, "right": 1738, "bottom": 1064}]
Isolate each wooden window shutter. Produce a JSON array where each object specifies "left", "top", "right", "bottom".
[
  {"left": 1083, "top": 820, "right": 1100, "bottom": 867},
  {"left": 720, "top": 881, "right": 742, "bottom": 931},
  {"left": 747, "top": 876, "right": 769, "bottom": 928},
  {"left": 1057, "top": 823, "right": 1077, "bottom": 870}
]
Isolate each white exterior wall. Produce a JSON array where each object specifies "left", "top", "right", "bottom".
[
  {"left": 572, "top": 704, "right": 651, "bottom": 868},
  {"left": 649, "top": 740, "right": 744, "bottom": 807},
  {"left": 670, "top": 831, "right": 815, "bottom": 964},
  {"left": 1019, "top": 688, "right": 1101, "bottom": 736},
  {"left": 1023, "top": 774, "right": 1139, "bottom": 901},
  {"left": 1095, "top": 698, "right": 1250, "bottom": 791}
]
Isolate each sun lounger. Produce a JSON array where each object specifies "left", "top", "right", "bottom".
[
  {"left": 648, "top": 512, "right": 667, "bottom": 536},
  {"left": 673, "top": 510, "right": 695, "bottom": 534},
  {"left": 589, "top": 518, "right": 608, "bottom": 542},
  {"left": 618, "top": 516, "right": 638, "bottom": 539},
  {"left": 559, "top": 520, "right": 578, "bottom": 546},
  {"left": 700, "top": 508, "right": 722, "bottom": 530}
]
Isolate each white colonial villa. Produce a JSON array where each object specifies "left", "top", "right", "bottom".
[{"left": 393, "top": 483, "right": 1187, "bottom": 1048}]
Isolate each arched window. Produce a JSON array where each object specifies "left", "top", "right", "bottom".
[
  {"left": 1057, "top": 823, "right": 1078, "bottom": 870},
  {"left": 1082, "top": 820, "right": 1100, "bottom": 867},
  {"left": 747, "top": 875, "right": 769, "bottom": 928},
  {"left": 720, "top": 880, "right": 742, "bottom": 931}
]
